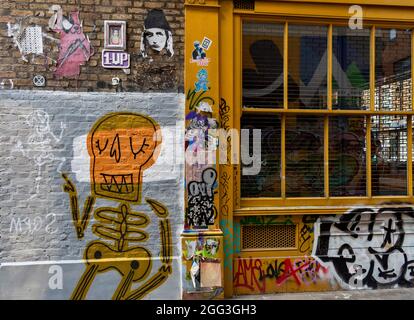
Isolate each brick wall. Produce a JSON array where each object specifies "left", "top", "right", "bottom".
[{"left": 0, "top": 0, "right": 184, "bottom": 92}]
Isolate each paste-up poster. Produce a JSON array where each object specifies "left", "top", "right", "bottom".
[
  {"left": 49, "top": 6, "right": 93, "bottom": 78},
  {"left": 200, "top": 262, "right": 221, "bottom": 288}
]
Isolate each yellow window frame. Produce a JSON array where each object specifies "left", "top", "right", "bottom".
[{"left": 234, "top": 16, "right": 414, "bottom": 213}]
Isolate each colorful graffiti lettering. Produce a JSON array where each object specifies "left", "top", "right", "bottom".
[
  {"left": 62, "top": 112, "right": 172, "bottom": 300},
  {"left": 233, "top": 257, "right": 265, "bottom": 293},
  {"left": 234, "top": 257, "right": 329, "bottom": 294}
]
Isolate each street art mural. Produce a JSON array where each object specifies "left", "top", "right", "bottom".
[
  {"left": 233, "top": 256, "right": 331, "bottom": 294},
  {"left": 140, "top": 9, "right": 174, "bottom": 58},
  {"left": 61, "top": 112, "right": 172, "bottom": 300},
  {"left": 233, "top": 215, "right": 335, "bottom": 295},
  {"left": 13, "top": 109, "right": 66, "bottom": 195},
  {"left": 185, "top": 101, "right": 218, "bottom": 155},
  {"left": 313, "top": 206, "right": 414, "bottom": 289},
  {"left": 186, "top": 168, "right": 218, "bottom": 228},
  {"left": 185, "top": 72, "right": 218, "bottom": 228},
  {"left": 7, "top": 15, "right": 59, "bottom": 63},
  {"left": 234, "top": 208, "right": 414, "bottom": 295},
  {"left": 7, "top": 6, "right": 93, "bottom": 76},
  {"left": 49, "top": 5, "right": 94, "bottom": 78},
  {"left": 182, "top": 236, "right": 223, "bottom": 299}
]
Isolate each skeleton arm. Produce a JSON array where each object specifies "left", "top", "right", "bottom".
[
  {"left": 62, "top": 173, "right": 95, "bottom": 239},
  {"left": 49, "top": 122, "right": 66, "bottom": 143}
]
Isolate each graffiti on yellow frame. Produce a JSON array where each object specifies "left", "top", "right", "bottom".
[{"left": 62, "top": 112, "right": 172, "bottom": 300}]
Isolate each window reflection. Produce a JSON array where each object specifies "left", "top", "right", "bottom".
[
  {"left": 241, "top": 115, "right": 281, "bottom": 197},
  {"left": 372, "top": 115, "right": 407, "bottom": 196},
  {"left": 330, "top": 116, "right": 366, "bottom": 196},
  {"left": 242, "top": 22, "right": 285, "bottom": 108},
  {"left": 286, "top": 116, "right": 324, "bottom": 197},
  {"left": 332, "top": 27, "right": 370, "bottom": 110},
  {"left": 288, "top": 25, "right": 328, "bottom": 109},
  {"left": 375, "top": 29, "right": 412, "bottom": 111}
]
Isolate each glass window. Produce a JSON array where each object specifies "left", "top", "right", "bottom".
[
  {"left": 242, "top": 22, "right": 284, "bottom": 108},
  {"left": 375, "top": 29, "right": 412, "bottom": 111},
  {"left": 372, "top": 115, "right": 407, "bottom": 196},
  {"left": 332, "top": 26, "right": 371, "bottom": 110},
  {"left": 241, "top": 115, "right": 281, "bottom": 197},
  {"left": 239, "top": 22, "right": 413, "bottom": 205},
  {"left": 288, "top": 25, "right": 328, "bottom": 109},
  {"left": 329, "top": 116, "right": 367, "bottom": 196},
  {"left": 286, "top": 116, "right": 324, "bottom": 197}
]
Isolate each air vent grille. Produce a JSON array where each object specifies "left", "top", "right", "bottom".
[
  {"left": 234, "top": 0, "right": 255, "bottom": 10},
  {"left": 242, "top": 224, "right": 297, "bottom": 250}
]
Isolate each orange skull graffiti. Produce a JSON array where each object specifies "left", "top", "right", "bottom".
[{"left": 88, "top": 113, "right": 161, "bottom": 203}]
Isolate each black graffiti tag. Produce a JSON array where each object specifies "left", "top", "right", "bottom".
[
  {"left": 314, "top": 206, "right": 414, "bottom": 289},
  {"left": 187, "top": 168, "right": 218, "bottom": 227}
]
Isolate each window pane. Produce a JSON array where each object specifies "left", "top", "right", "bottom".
[
  {"left": 372, "top": 115, "right": 407, "bottom": 196},
  {"left": 332, "top": 27, "right": 370, "bottom": 110},
  {"left": 286, "top": 116, "right": 324, "bottom": 197},
  {"left": 241, "top": 115, "right": 281, "bottom": 197},
  {"left": 375, "top": 29, "right": 412, "bottom": 111},
  {"left": 329, "top": 116, "right": 366, "bottom": 196},
  {"left": 242, "top": 22, "right": 284, "bottom": 108},
  {"left": 288, "top": 25, "right": 328, "bottom": 109}
]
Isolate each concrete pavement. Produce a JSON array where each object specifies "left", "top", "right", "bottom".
[{"left": 231, "top": 288, "right": 414, "bottom": 300}]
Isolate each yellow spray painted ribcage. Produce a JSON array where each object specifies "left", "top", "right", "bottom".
[{"left": 92, "top": 204, "right": 149, "bottom": 252}]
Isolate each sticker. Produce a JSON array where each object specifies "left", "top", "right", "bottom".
[
  {"left": 194, "top": 69, "right": 209, "bottom": 92},
  {"left": 201, "top": 37, "right": 212, "bottom": 51},
  {"left": 33, "top": 75, "right": 46, "bottom": 87},
  {"left": 102, "top": 50, "right": 130, "bottom": 69},
  {"left": 21, "top": 26, "right": 43, "bottom": 55},
  {"left": 200, "top": 262, "right": 221, "bottom": 288},
  {"left": 190, "top": 38, "right": 211, "bottom": 66}
]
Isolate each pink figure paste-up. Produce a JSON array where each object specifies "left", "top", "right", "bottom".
[{"left": 52, "top": 10, "right": 93, "bottom": 78}]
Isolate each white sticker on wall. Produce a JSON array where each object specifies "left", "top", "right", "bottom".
[{"left": 21, "top": 26, "right": 43, "bottom": 55}]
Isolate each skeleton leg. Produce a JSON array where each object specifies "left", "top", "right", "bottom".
[
  {"left": 123, "top": 219, "right": 172, "bottom": 300},
  {"left": 62, "top": 173, "right": 95, "bottom": 239},
  {"left": 112, "top": 269, "right": 135, "bottom": 300},
  {"left": 71, "top": 264, "right": 99, "bottom": 300}
]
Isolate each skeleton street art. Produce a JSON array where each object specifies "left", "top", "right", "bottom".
[
  {"left": 140, "top": 9, "right": 174, "bottom": 59},
  {"left": 313, "top": 206, "right": 414, "bottom": 289},
  {"left": 61, "top": 112, "right": 172, "bottom": 300},
  {"left": 49, "top": 5, "right": 94, "bottom": 78},
  {"left": 13, "top": 109, "right": 66, "bottom": 195}
]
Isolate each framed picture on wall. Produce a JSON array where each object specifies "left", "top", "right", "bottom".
[{"left": 104, "top": 20, "right": 126, "bottom": 50}]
